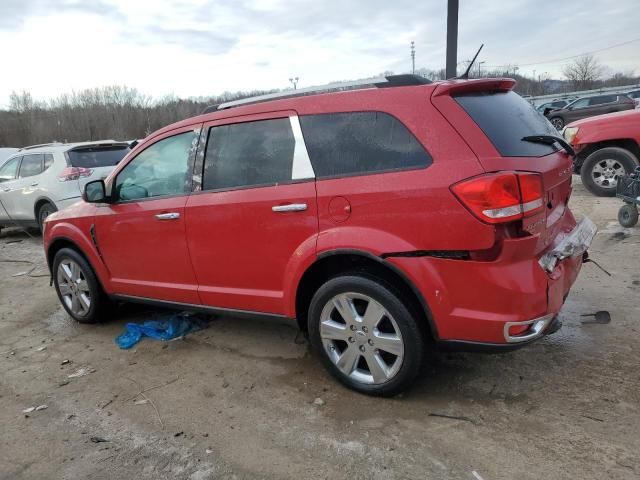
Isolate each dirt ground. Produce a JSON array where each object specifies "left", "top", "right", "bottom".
[{"left": 0, "top": 178, "right": 638, "bottom": 480}]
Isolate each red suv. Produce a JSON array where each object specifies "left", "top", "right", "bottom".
[{"left": 43, "top": 76, "right": 593, "bottom": 396}]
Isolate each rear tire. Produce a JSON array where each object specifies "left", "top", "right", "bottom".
[
  {"left": 53, "top": 248, "right": 111, "bottom": 324},
  {"left": 307, "top": 274, "right": 424, "bottom": 396},
  {"left": 618, "top": 204, "right": 639, "bottom": 228},
  {"left": 37, "top": 202, "right": 57, "bottom": 232},
  {"left": 581, "top": 147, "right": 639, "bottom": 197}
]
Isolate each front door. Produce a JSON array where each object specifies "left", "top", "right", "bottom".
[
  {"left": 3, "top": 154, "right": 44, "bottom": 221},
  {"left": 185, "top": 112, "right": 317, "bottom": 314},
  {"left": 0, "top": 156, "right": 21, "bottom": 222},
  {"left": 93, "top": 126, "right": 201, "bottom": 304}
]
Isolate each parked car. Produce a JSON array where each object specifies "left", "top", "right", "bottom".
[
  {"left": 43, "top": 76, "right": 592, "bottom": 396},
  {"left": 547, "top": 94, "right": 636, "bottom": 130},
  {"left": 626, "top": 89, "right": 640, "bottom": 100},
  {"left": 0, "top": 141, "right": 130, "bottom": 233},
  {"left": 563, "top": 109, "right": 640, "bottom": 196},
  {"left": 536, "top": 99, "right": 570, "bottom": 115}
]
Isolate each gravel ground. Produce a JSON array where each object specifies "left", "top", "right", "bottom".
[{"left": 0, "top": 177, "right": 638, "bottom": 480}]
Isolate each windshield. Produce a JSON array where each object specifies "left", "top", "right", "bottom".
[
  {"left": 455, "top": 90, "right": 560, "bottom": 157},
  {"left": 67, "top": 146, "right": 129, "bottom": 168}
]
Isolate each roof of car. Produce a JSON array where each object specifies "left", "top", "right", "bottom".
[{"left": 15, "top": 140, "right": 130, "bottom": 154}]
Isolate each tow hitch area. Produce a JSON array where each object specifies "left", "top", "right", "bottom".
[{"left": 539, "top": 217, "right": 597, "bottom": 273}]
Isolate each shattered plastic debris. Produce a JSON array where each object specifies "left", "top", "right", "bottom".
[
  {"left": 115, "top": 312, "right": 209, "bottom": 350},
  {"left": 68, "top": 367, "right": 96, "bottom": 378},
  {"left": 134, "top": 399, "right": 149, "bottom": 405},
  {"left": 36, "top": 346, "right": 47, "bottom": 352},
  {"left": 539, "top": 217, "right": 597, "bottom": 273}
]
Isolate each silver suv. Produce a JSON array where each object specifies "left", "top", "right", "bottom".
[{"left": 0, "top": 141, "right": 130, "bottom": 232}]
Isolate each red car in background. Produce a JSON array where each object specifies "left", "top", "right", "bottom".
[
  {"left": 43, "top": 77, "right": 593, "bottom": 396},
  {"left": 564, "top": 109, "right": 640, "bottom": 196}
]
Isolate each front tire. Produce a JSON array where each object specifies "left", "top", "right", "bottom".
[
  {"left": 549, "top": 116, "right": 564, "bottom": 130},
  {"left": 53, "top": 248, "right": 110, "bottom": 323},
  {"left": 308, "top": 274, "right": 424, "bottom": 396},
  {"left": 581, "top": 147, "right": 639, "bottom": 197},
  {"left": 618, "top": 204, "right": 639, "bottom": 228}
]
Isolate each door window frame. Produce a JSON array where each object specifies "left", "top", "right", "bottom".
[
  {"left": 194, "top": 110, "right": 315, "bottom": 195},
  {"left": 108, "top": 124, "right": 202, "bottom": 204},
  {"left": 0, "top": 156, "right": 22, "bottom": 182}
]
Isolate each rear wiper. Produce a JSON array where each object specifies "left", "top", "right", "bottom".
[{"left": 522, "top": 134, "right": 575, "bottom": 157}]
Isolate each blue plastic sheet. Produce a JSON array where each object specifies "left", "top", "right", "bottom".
[{"left": 115, "top": 312, "right": 208, "bottom": 349}]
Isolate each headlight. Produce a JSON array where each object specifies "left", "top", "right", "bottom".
[{"left": 563, "top": 126, "right": 579, "bottom": 145}]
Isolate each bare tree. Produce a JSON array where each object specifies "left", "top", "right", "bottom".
[{"left": 562, "top": 55, "right": 605, "bottom": 90}]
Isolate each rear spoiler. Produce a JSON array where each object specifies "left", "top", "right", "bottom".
[
  {"left": 67, "top": 142, "right": 130, "bottom": 151},
  {"left": 432, "top": 78, "right": 516, "bottom": 97}
]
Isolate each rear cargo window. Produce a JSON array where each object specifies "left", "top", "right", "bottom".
[
  {"left": 299, "top": 112, "right": 431, "bottom": 178},
  {"left": 455, "top": 91, "right": 560, "bottom": 157},
  {"left": 68, "top": 146, "right": 129, "bottom": 168}
]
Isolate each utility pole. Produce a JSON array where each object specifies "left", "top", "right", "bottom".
[
  {"left": 445, "top": 0, "right": 459, "bottom": 78},
  {"left": 410, "top": 41, "right": 415, "bottom": 74},
  {"left": 289, "top": 77, "right": 299, "bottom": 90},
  {"left": 477, "top": 61, "right": 485, "bottom": 78}
]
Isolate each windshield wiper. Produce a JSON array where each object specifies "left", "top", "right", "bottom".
[{"left": 522, "top": 134, "right": 575, "bottom": 157}]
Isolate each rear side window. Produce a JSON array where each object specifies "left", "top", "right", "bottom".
[
  {"left": 19, "top": 154, "right": 44, "bottom": 178},
  {"left": 0, "top": 156, "right": 20, "bottom": 181},
  {"left": 68, "top": 146, "right": 130, "bottom": 168},
  {"left": 44, "top": 154, "right": 54, "bottom": 170},
  {"left": 203, "top": 118, "right": 295, "bottom": 190},
  {"left": 455, "top": 91, "right": 559, "bottom": 157},
  {"left": 299, "top": 112, "right": 431, "bottom": 178},
  {"left": 589, "top": 95, "right": 616, "bottom": 106}
]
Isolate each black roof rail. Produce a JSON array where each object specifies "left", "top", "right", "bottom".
[{"left": 211, "top": 75, "right": 431, "bottom": 111}]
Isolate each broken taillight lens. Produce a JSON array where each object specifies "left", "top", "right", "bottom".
[
  {"left": 58, "top": 167, "right": 93, "bottom": 182},
  {"left": 451, "top": 172, "right": 544, "bottom": 224}
]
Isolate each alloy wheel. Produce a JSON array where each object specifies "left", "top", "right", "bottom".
[
  {"left": 591, "top": 158, "right": 626, "bottom": 189},
  {"left": 319, "top": 292, "right": 404, "bottom": 385},
  {"left": 56, "top": 259, "right": 91, "bottom": 316}
]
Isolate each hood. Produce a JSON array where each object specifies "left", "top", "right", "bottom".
[{"left": 567, "top": 108, "right": 640, "bottom": 128}]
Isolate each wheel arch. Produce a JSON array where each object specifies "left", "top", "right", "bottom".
[
  {"left": 575, "top": 139, "right": 640, "bottom": 171},
  {"left": 46, "top": 229, "right": 111, "bottom": 293},
  {"left": 294, "top": 249, "right": 437, "bottom": 341},
  {"left": 33, "top": 196, "right": 57, "bottom": 221}
]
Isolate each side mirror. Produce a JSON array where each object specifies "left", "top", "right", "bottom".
[{"left": 83, "top": 179, "right": 108, "bottom": 203}]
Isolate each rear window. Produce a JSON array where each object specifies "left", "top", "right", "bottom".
[
  {"left": 67, "top": 146, "right": 129, "bottom": 168},
  {"left": 455, "top": 91, "right": 559, "bottom": 157},
  {"left": 299, "top": 112, "right": 431, "bottom": 178}
]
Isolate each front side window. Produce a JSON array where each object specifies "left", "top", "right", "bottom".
[
  {"left": 203, "top": 118, "right": 296, "bottom": 191},
  {"left": 115, "top": 132, "right": 194, "bottom": 202},
  {"left": 299, "top": 111, "right": 431, "bottom": 178},
  {"left": 570, "top": 98, "right": 589, "bottom": 109},
  {"left": 19, "top": 154, "right": 44, "bottom": 178},
  {"left": 0, "top": 157, "right": 20, "bottom": 182}
]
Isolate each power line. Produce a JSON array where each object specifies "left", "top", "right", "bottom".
[{"left": 485, "top": 36, "right": 640, "bottom": 69}]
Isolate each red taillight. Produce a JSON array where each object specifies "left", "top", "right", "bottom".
[
  {"left": 452, "top": 172, "right": 544, "bottom": 224},
  {"left": 58, "top": 167, "right": 93, "bottom": 182},
  {"left": 517, "top": 173, "right": 545, "bottom": 215}
]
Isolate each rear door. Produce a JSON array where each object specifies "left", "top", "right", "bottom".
[
  {"left": 431, "top": 84, "right": 574, "bottom": 254},
  {"left": 185, "top": 111, "right": 317, "bottom": 314}
]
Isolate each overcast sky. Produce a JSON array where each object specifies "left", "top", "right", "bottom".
[{"left": 0, "top": 0, "right": 638, "bottom": 106}]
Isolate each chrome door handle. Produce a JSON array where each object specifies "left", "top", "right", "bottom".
[
  {"left": 1, "top": 188, "right": 9, "bottom": 192},
  {"left": 30, "top": 182, "right": 38, "bottom": 187},
  {"left": 155, "top": 212, "right": 180, "bottom": 220},
  {"left": 272, "top": 203, "right": 307, "bottom": 212}
]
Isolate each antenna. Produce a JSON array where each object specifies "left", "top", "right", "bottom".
[{"left": 457, "top": 44, "right": 484, "bottom": 79}]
